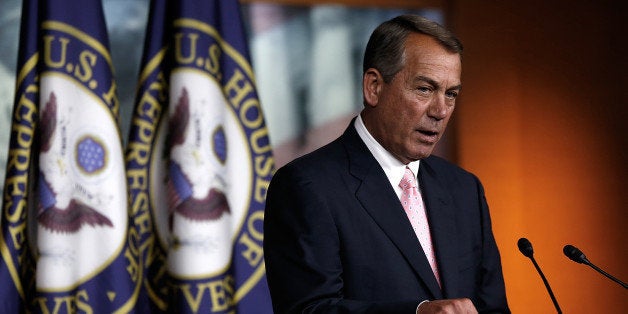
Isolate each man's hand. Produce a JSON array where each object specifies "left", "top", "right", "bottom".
[{"left": 417, "top": 298, "right": 478, "bottom": 314}]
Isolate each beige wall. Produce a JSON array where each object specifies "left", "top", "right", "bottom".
[{"left": 449, "top": 0, "right": 627, "bottom": 312}]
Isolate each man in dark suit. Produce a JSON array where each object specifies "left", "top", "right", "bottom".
[{"left": 264, "top": 15, "right": 509, "bottom": 314}]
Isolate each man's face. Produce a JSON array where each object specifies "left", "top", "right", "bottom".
[{"left": 364, "top": 33, "right": 462, "bottom": 164}]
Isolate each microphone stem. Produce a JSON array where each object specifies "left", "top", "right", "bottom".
[
  {"left": 531, "top": 257, "right": 562, "bottom": 313},
  {"left": 587, "top": 262, "right": 628, "bottom": 289}
]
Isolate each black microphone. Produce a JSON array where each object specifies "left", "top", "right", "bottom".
[
  {"left": 517, "top": 237, "right": 534, "bottom": 258},
  {"left": 563, "top": 244, "right": 628, "bottom": 289},
  {"left": 517, "top": 238, "right": 562, "bottom": 313}
]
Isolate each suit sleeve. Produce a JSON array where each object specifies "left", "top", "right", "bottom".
[
  {"left": 263, "top": 166, "right": 419, "bottom": 314},
  {"left": 473, "top": 176, "right": 510, "bottom": 313}
]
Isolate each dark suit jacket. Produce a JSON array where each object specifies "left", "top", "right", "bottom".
[{"left": 264, "top": 121, "right": 509, "bottom": 313}]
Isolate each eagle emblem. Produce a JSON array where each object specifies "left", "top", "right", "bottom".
[
  {"left": 37, "top": 92, "right": 113, "bottom": 233},
  {"left": 166, "top": 87, "right": 231, "bottom": 224}
]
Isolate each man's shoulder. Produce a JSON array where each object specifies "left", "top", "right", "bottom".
[
  {"left": 422, "top": 155, "right": 479, "bottom": 183},
  {"left": 280, "top": 137, "right": 347, "bottom": 173},
  {"left": 423, "top": 155, "right": 464, "bottom": 172},
  {"left": 268, "top": 137, "right": 353, "bottom": 195}
]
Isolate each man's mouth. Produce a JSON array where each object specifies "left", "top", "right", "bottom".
[
  {"left": 417, "top": 129, "right": 440, "bottom": 143},
  {"left": 419, "top": 129, "right": 438, "bottom": 136}
]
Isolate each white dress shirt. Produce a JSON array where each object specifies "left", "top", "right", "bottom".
[{"left": 354, "top": 114, "right": 421, "bottom": 199}]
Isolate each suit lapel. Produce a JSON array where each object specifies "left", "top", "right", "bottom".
[
  {"left": 341, "top": 124, "right": 443, "bottom": 299},
  {"left": 419, "top": 159, "right": 460, "bottom": 299}
]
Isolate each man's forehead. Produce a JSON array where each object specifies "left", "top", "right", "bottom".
[{"left": 406, "top": 57, "right": 461, "bottom": 82}]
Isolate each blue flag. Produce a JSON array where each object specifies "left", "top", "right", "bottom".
[
  {"left": 126, "top": 0, "right": 274, "bottom": 312},
  {"left": 0, "top": 0, "right": 38, "bottom": 311},
  {"left": 1, "top": 0, "right": 136, "bottom": 312}
]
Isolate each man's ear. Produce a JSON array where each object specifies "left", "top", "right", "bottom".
[{"left": 363, "top": 68, "right": 383, "bottom": 108}]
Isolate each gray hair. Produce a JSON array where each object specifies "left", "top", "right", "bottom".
[{"left": 363, "top": 15, "right": 463, "bottom": 83}]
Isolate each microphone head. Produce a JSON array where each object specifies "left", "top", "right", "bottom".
[
  {"left": 563, "top": 244, "right": 589, "bottom": 264},
  {"left": 517, "top": 238, "right": 534, "bottom": 258}
]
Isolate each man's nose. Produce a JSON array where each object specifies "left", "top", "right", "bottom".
[{"left": 427, "top": 95, "right": 448, "bottom": 121}]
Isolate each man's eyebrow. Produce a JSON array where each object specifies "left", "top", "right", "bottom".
[
  {"left": 415, "top": 76, "right": 462, "bottom": 91},
  {"left": 448, "top": 84, "right": 463, "bottom": 91},
  {"left": 415, "top": 76, "right": 439, "bottom": 88}
]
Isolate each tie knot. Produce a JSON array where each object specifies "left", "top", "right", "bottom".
[{"left": 399, "top": 167, "right": 417, "bottom": 190}]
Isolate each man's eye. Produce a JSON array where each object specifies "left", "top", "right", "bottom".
[
  {"left": 418, "top": 86, "right": 431, "bottom": 93},
  {"left": 446, "top": 91, "right": 459, "bottom": 99}
]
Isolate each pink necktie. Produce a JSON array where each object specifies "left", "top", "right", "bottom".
[{"left": 399, "top": 167, "right": 440, "bottom": 285}]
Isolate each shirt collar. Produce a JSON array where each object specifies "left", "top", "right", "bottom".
[{"left": 354, "top": 114, "right": 421, "bottom": 192}]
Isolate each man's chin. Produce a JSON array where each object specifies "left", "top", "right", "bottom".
[
  {"left": 403, "top": 152, "right": 433, "bottom": 163},
  {"left": 412, "top": 145, "right": 436, "bottom": 160}
]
